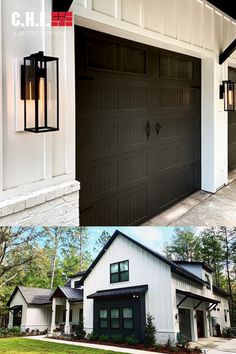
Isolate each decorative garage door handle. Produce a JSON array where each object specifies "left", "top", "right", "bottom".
[
  {"left": 146, "top": 120, "right": 152, "bottom": 138},
  {"left": 156, "top": 122, "right": 162, "bottom": 136}
]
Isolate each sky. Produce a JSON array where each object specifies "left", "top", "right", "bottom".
[{"left": 87, "top": 226, "right": 201, "bottom": 258}]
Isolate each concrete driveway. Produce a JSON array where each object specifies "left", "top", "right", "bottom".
[
  {"left": 143, "top": 170, "right": 236, "bottom": 227},
  {"left": 190, "top": 337, "right": 236, "bottom": 354}
]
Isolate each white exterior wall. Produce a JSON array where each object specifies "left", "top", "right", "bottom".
[
  {"left": 8, "top": 289, "right": 27, "bottom": 329},
  {"left": 24, "top": 305, "right": 51, "bottom": 331},
  {"left": 0, "top": 0, "right": 79, "bottom": 225},
  {"left": 83, "top": 235, "right": 175, "bottom": 343},
  {"left": 172, "top": 273, "right": 230, "bottom": 340},
  {"left": 71, "top": 0, "right": 236, "bottom": 193}
]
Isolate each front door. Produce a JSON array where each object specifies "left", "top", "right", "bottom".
[
  {"left": 196, "top": 310, "right": 205, "bottom": 338},
  {"left": 13, "top": 308, "right": 22, "bottom": 327},
  {"left": 75, "top": 26, "right": 201, "bottom": 226},
  {"left": 179, "top": 308, "right": 192, "bottom": 340}
]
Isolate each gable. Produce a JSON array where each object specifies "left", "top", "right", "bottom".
[{"left": 7, "top": 288, "right": 27, "bottom": 308}]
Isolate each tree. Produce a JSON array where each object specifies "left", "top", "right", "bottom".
[
  {"left": 200, "top": 227, "right": 225, "bottom": 286},
  {"left": 165, "top": 227, "right": 201, "bottom": 261},
  {"left": 0, "top": 227, "right": 40, "bottom": 287},
  {"left": 94, "top": 230, "right": 111, "bottom": 253}
]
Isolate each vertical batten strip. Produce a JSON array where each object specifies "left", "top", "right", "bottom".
[
  {"left": 115, "top": 0, "right": 121, "bottom": 21},
  {"left": 0, "top": 0, "right": 3, "bottom": 192},
  {"left": 139, "top": 0, "right": 145, "bottom": 29},
  {"left": 43, "top": 0, "right": 53, "bottom": 180}
]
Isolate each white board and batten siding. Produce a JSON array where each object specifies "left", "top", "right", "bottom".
[
  {"left": 83, "top": 235, "right": 175, "bottom": 342},
  {"left": 0, "top": 0, "right": 79, "bottom": 226},
  {"left": 8, "top": 289, "right": 27, "bottom": 329},
  {"left": 71, "top": 0, "right": 236, "bottom": 194},
  {"left": 8, "top": 288, "right": 51, "bottom": 331}
]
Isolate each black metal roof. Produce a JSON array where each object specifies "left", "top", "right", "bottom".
[
  {"left": 50, "top": 286, "right": 83, "bottom": 302},
  {"left": 174, "top": 261, "right": 214, "bottom": 273},
  {"left": 80, "top": 230, "right": 206, "bottom": 287},
  {"left": 7, "top": 286, "right": 53, "bottom": 307},
  {"left": 207, "top": 0, "right": 236, "bottom": 20},
  {"left": 88, "top": 285, "right": 148, "bottom": 299},
  {"left": 176, "top": 289, "right": 221, "bottom": 304}
]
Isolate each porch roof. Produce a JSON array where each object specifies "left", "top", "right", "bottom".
[
  {"left": 7, "top": 286, "right": 53, "bottom": 306},
  {"left": 176, "top": 289, "right": 221, "bottom": 308},
  {"left": 87, "top": 285, "right": 148, "bottom": 299},
  {"left": 50, "top": 286, "right": 83, "bottom": 302}
]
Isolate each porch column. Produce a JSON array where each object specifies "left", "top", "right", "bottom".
[
  {"left": 50, "top": 298, "right": 56, "bottom": 333},
  {"left": 64, "top": 299, "right": 71, "bottom": 335},
  {"left": 201, "top": 56, "right": 228, "bottom": 192},
  {"left": 192, "top": 310, "right": 198, "bottom": 341}
]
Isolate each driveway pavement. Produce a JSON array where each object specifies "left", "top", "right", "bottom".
[
  {"left": 143, "top": 170, "right": 236, "bottom": 226},
  {"left": 190, "top": 337, "right": 236, "bottom": 354}
]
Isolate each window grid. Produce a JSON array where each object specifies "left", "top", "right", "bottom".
[{"left": 110, "top": 260, "right": 129, "bottom": 284}]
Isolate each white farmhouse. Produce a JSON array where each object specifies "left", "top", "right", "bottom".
[{"left": 7, "top": 231, "right": 230, "bottom": 343}]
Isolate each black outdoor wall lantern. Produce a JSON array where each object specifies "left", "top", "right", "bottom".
[
  {"left": 21, "top": 51, "right": 59, "bottom": 133},
  {"left": 220, "top": 80, "right": 236, "bottom": 111}
]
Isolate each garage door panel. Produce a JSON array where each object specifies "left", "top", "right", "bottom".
[
  {"left": 77, "top": 80, "right": 119, "bottom": 114},
  {"left": 81, "top": 199, "right": 119, "bottom": 226},
  {"left": 119, "top": 186, "right": 148, "bottom": 225},
  {"left": 120, "top": 85, "right": 148, "bottom": 110},
  {"left": 119, "top": 152, "right": 148, "bottom": 187},
  {"left": 76, "top": 26, "right": 201, "bottom": 225}
]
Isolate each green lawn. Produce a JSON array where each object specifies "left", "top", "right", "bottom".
[{"left": 0, "top": 338, "right": 127, "bottom": 354}]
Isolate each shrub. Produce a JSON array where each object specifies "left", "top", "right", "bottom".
[
  {"left": 98, "top": 334, "right": 109, "bottom": 342},
  {"left": 144, "top": 313, "right": 156, "bottom": 347},
  {"left": 75, "top": 319, "right": 86, "bottom": 339},
  {"left": 110, "top": 334, "right": 124, "bottom": 343},
  {"left": 166, "top": 336, "right": 176, "bottom": 351},
  {"left": 125, "top": 334, "right": 139, "bottom": 345},
  {"left": 177, "top": 332, "right": 190, "bottom": 348},
  {"left": 222, "top": 327, "right": 233, "bottom": 338},
  {"left": 87, "top": 331, "right": 99, "bottom": 341}
]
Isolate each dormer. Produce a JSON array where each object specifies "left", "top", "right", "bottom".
[
  {"left": 69, "top": 271, "right": 86, "bottom": 289},
  {"left": 173, "top": 261, "right": 213, "bottom": 289}
]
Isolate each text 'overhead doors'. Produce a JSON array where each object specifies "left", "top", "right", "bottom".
[{"left": 75, "top": 26, "right": 201, "bottom": 226}]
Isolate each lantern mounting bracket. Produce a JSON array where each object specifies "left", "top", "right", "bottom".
[{"left": 219, "top": 38, "right": 236, "bottom": 65}]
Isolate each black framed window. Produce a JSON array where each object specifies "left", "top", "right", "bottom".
[
  {"left": 111, "top": 308, "right": 120, "bottom": 329},
  {"left": 99, "top": 309, "right": 108, "bottom": 328},
  {"left": 110, "top": 260, "right": 129, "bottom": 283},
  {"left": 123, "top": 307, "right": 133, "bottom": 329},
  {"left": 74, "top": 281, "right": 80, "bottom": 288}
]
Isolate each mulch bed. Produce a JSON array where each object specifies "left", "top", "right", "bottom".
[{"left": 48, "top": 336, "right": 202, "bottom": 353}]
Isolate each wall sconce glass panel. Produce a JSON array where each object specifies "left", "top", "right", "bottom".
[
  {"left": 21, "top": 51, "right": 59, "bottom": 133},
  {"left": 220, "top": 80, "right": 236, "bottom": 111}
]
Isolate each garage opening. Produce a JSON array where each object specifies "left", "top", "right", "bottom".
[
  {"left": 179, "top": 308, "right": 192, "bottom": 340},
  {"left": 75, "top": 26, "right": 201, "bottom": 226},
  {"left": 196, "top": 310, "right": 205, "bottom": 338},
  {"left": 228, "top": 67, "right": 236, "bottom": 171}
]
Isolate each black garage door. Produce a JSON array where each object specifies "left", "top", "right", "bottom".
[
  {"left": 75, "top": 26, "right": 201, "bottom": 226},
  {"left": 228, "top": 68, "right": 236, "bottom": 170}
]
